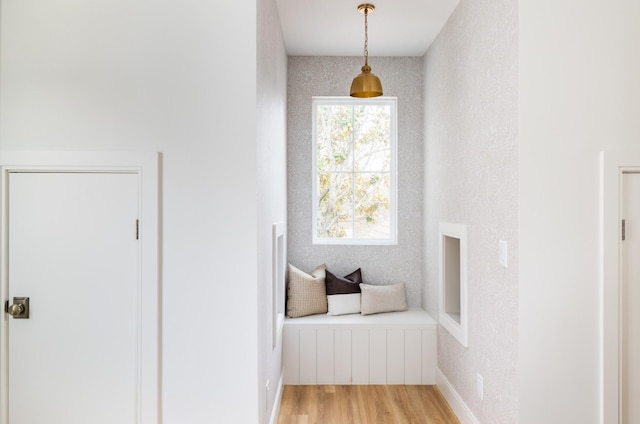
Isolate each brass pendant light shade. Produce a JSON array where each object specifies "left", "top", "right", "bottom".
[
  {"left": 350, "top": 65, "right": 383, "bottom": 98},
  {"left": 350, "top": 4, "right": 383, "bottom": 98}
]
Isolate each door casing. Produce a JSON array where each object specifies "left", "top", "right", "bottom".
[
  {"left": 600, "top": 150, "right": 640, "bottom": 424},
  {"left": 619, "top": 171, "right": 640, "bottom": 423},
  {"left": 0, "top": 151, "right": 161, "bottom": 424}
]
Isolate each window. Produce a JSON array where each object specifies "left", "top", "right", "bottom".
[{"left": 312, "top": 97, "right": 397, "bottom": 245}]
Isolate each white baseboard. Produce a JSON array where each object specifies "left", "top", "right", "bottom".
[
  {"left": 269, "top": 374, "right": 284, "bottom": 424},
  {"left": 436, "top": 368, "right": 480, "bottom": 424}
]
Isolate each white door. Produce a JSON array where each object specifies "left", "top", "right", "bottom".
[
  {"left": 622, "top": 171, "right": 640, "bottom": 423},
  {"left": 5, "top": 172, "right": 140, "bottom": 424}
]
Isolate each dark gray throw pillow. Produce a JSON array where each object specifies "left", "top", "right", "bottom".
[{"left": 325, "top": 268, "right": 362, "bottom": 295}]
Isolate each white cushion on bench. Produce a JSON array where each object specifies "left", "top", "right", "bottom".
[{"left": 284, "top": 307, "right": 436, "bottom": 328}]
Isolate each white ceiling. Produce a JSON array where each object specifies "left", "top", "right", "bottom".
[{"left": 275, "top": 0, "right": 460, "bottom": 57}]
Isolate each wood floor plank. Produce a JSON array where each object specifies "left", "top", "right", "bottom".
[
  {"left": 405, "top": 385, "right": 433, "bottom": 422},
  {"left": 278, "top": 385, "right": 460, "bottom": 424},
  {"left": 388, "top": 386, "right": 422, "bottom": 423},
  {"left": 348, "top": 386, "right": 367, "bottom": 424}
]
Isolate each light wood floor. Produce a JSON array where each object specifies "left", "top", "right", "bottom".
[{"left": 277, "top": 385, "right": 460, "bottom": 424}]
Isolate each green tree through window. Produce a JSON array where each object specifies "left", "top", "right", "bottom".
[{"left": 313, "top": 97, "right": 397, "bottom": 244}]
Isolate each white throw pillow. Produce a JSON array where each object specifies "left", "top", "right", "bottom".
[
  {"left": 326, "top": 293, "right": 361, "bottom": 316},
  {"left": 359, "top": 282, "right": 408, "bottom": 315}
]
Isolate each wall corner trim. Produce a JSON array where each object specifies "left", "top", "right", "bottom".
[{"left": 436, "top": 368, "right": 480, "bottom": 424}]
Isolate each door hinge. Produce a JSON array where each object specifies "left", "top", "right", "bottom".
[
  {"left": 136, "top": 219, "right": 140, "bottom": 240},
  {"left": 622, "top": 219, "right": 626, "bottom": 241}
]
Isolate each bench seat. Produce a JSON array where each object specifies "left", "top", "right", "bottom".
[{"left": 282, "top": 307, "right": 437, "bottom": 385}]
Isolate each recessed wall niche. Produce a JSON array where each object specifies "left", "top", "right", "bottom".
[
  {"left": 272, "top": 222, "right": 286, "bottom": 349},
  {"left": 439, "top": 222, "right": 468, "bottom": 347}
]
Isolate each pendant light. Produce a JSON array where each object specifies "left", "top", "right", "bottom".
[{"left": 350, "top": 3, "right": 383, "bottom": 98}]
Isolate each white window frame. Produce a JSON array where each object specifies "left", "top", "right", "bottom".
[{"left": 312, "top": 96, "right": 398, "bottom": 245}]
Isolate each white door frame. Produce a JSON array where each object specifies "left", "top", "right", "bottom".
[
  {"left": 600, "top": 151, "right": 640, "bottom": 424},
  {"left": 0, "top": 151, "right": 161, "bottom": 424}
]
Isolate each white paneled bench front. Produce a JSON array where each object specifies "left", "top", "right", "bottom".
[{"left": 282, "top": 308, "right": 437, "bottom": 385}]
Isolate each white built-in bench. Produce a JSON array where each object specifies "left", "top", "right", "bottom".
[{"left": 282, "top": 307, "right": 437, "bottom": 385}]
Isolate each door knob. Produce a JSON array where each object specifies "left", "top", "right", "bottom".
[
  {"left": 8, "top": 303, "right": 24, "bottom": 316},
  {"left": 6, "top": 297, "right": 29, "bottom": 319}
]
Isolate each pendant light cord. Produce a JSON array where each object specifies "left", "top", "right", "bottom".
[{"left": 364, "top": 7, "right": 369, "bottom": 66}]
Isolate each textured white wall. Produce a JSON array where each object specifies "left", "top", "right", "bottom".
[
  {"left": 287, "top": 56, "right": 425, "bottom": 306},
  {"left": 519, "top": 0, "right": 640, "bottom": 422},
  {"left": 423, "top": 0, "right": 518, "bottom": 422},
  {"left": 257, "top": 0, "right": 288, "bottom": 422},
  {"left": 1, "top": 1, "right": 261, "bottom": 422}
]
